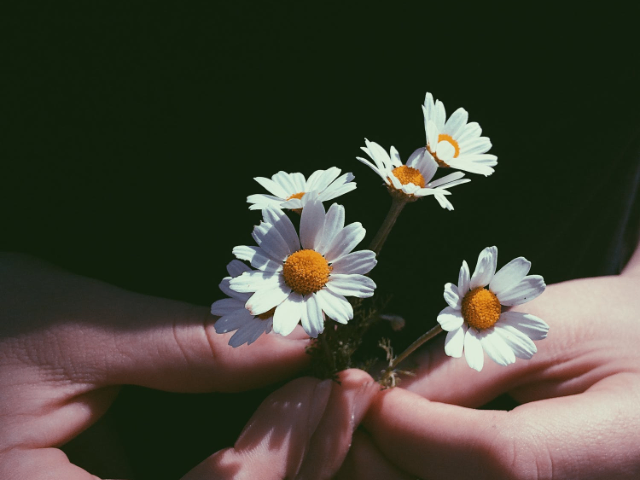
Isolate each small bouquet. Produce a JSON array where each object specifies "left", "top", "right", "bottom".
[{"left": 211, "top": 92, "right": 548, "bottom": 386}]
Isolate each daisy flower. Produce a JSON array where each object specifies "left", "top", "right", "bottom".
[
  {"left": 437, "top": 246, "right": 548, "bottom": 371},
  {"left": 247, "top": 167, "right": 356, "bottom": 212},
  {"left": 211, "top": 260, "right": 274, "bottom": 347},
  {"left": 356, "top": 138, "right": 470, "bottom": 210},
  {"left": 229, "top": 193, "right": 377, "bottom": 338},
  {"left": 423, "top": 92, "right": 498, "bottom": 176}
]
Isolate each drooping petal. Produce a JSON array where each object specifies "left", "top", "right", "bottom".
[
  {"left": 315, "top": 288, "right": 353, "bottom": 324},
  {"left": 499, "top": 311, "right": 549, "bottom": 340},
  {"left": 272, "top": 292, "right": 305, "bottom": 336},
  {"left": 470, "top": 246, "right": 498, "bottom": 289},
  {"left": 479, "top": 328, "right": 516, "bottom": 366},
  {"left": 464, "top": 328, "right": 485, "bottom": 371},
  {"left": 444, "top": 324, "right": 467, "bottom": 358},
  {"left": 490, "top": 257, "right": 531, "bottom": 297},
  {"left": 302, "top": 294, "right": 324, "bottom": 338},
  {"left": 496, "top": 275, "right": 546, "bottom": 306},
  {"left": 326, "top": 274, "right": 376, "bottom": 298},
  {"left": 437, "top": 306, "right": 464, "bottom": 331},
  {"left": 211, "top": 297, "right": 246, "bottom": 316},
  {"left": 330, "top": 250, "right": 377, "bottom": 275},
  {"left": 494, "top": 324, "right": 537, "bottom": 359}
]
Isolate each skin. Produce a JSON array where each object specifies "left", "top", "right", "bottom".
[{"left": 338, "top": 238, "right": 640, "bottom": 480}]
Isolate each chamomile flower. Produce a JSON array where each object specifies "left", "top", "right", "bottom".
[
  {"left": 423, "top": 92, "right": 498, "bottom": 176},
  {"left": 247, "top": 167, "right": 356, "bottom": 212},
  {"left": 229, "top": 193, "right": 377, "bottom": 338},
  {"left": 211, "top": 260, "right": 274, "bottom": 347},
  {"left": 356, "top": 138, "right": 470, "bottom": 210},
  {"left": 438, "top": 246, "right": 548, "bottom": 371}
]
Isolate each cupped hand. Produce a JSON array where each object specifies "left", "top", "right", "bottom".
[
  {"left": 0, "top": 253, "right": 309, "bottom": 479},
  {"left": 347, "top": 252, "right": 640, "bottom": 479}
]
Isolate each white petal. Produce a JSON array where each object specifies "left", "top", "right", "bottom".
[
  {"left": 290, "top": 172, "right": 306, "bottom": 192},
  {"left": 434, "top": 100, "right": 446, "bottom": 131},
  {"left": 228, "top": 319, "right": 267, "bottom": 347},
  {"left": 499, "top": 311, "right": 549, "bottom": 340},
  {"left": 305, "top": 169, "right": 326, "bottom": 191},
  {"left": 229, "top": 270, "right": 281, "bottom": 293},
  {"left": 245, "top": 281, "right": 291, "bottom": 315},
  {"left": 414, "top": 151, "right": 438, "bottom": 183},
  {"left": 252, "top": 220, "right": 290, "bottom": 262},
  {"left": 356, "top": 156, "right": 387, "bottom": 181},
  {"left": 330, "top": 250, "right": 377, "bottom": 275},
  {"left": 232, "top": 245, "right": 280, "bottom": 272},
  {"left": 247, "top": 194, "right": 285, "bottom": 210},
  {"left": 426, "top": 120, "right": 439, "bottom": 150},
  {"left": 479, "top": 329, "right": 516, "bottom": 366},
  {"left": 326, "top": 274, "right": 376, "bottom": 298},
  {"left": 444, "top": 323, "right": 467, "bottom": 358},
  {"left": 272, "top": 292, "right": 305, "bottom": 336},
  {"left": 447, "top": 159, "right": 495, "bottom": 176},
  {"left": 496, "top": 275, "right": 546, "bottom": 306},
  {"left": 214, "top": 308, "right": 253, "bottom": 334},
  {"left": 437, "top": 306, "right": 464, "bottom": 331},
  {"left": 365, "top": 140, "right": 392, "bottom": 169},
  {"left": 211, "top": 298, "right": 245, "bottom": 316},
  {"left": 312, "top": 167, "right": 342, "bottom": 192},
  {"left": 434, "top": 193, "right": 454, "bottom": 211},
  {"left": 494, "top": 324, "right": 537, "bottom": 359},
  {"left": 299, "top": 193, "right": 325, "bottom": 250},
  {"left": 490, "top": 257, "right": 531, "bottom": 297},
  {"left": 315, "top": 288, "right": 353, "bottom": 324},
  {"left": 316, "top": 203, "right": 345, "bottom": 256},
  {"left": 272, "top": 171, "right": 298, "bottom": 195},
  {"left": 470, "top": 246, "right": 498, "bottom": 289},
  {"left": 301, "top": 294, "right": 324, "bottom": 338},
  {"left": 407, "top": 148, "right": 425, "bottom": 168},
  {"left": 457, "top": 121, "right": 482, "bottom": 143},
  {"left": 464, "top": 328, "right": 485, "bottom": 371},
  {"left": 226, "top": 259, "right": 252, "bottom": 277},
  {"left": 253, "top": 176, "right": 289, "bottom": 198},
  {"left": 460, "top": 136, "right": 492, "bottom": 155},
  {"left": 262, "top": 206, "right": 300, "bottom": 255},
  {"left": 389, "top": 146, "right": 403, "bottom": 167},
  {"left": 444, "top": 107, "right": 468, "bottom": 137},
  {"left": 458, "top": 260, "right": 470, "bottom": 295},
  {"left": 318, "top": 180, "right": 357, "bottom": 202},
  {"left": 219, "top": 277, "right": 251, "bottom": 301},
  {"left": 436, "top": 141, "right": 456, "bottom": 162},
  {"left": 428, "top": 171, "right": 466, "bottom": 188},
  {"left": 324, "top": 222, "right": 366, "bottom": 262},
  {"left": 443, "top": 282, "right": 460, "bottom": 309}
]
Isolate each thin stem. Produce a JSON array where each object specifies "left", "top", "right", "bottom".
[
  {"left": 387, "top": 324, "right": 443, "bottom": 371},
  {"left": 368, "top": 196, "right": 408, "bottom": 256}
]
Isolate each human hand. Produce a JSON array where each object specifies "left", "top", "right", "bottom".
[
  {"left": 0, "top": 253, "right": 310, "bottom": 479},
  {"left": 345, "top": 251, "right": 640, "bottom": 479}
]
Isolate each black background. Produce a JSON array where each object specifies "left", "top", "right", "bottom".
[{"left": 2, "top": 3, "right": 640, "bottom": 479}]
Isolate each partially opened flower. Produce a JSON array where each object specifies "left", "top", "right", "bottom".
[
  {"left": 437, "top": 246, "right": 548, "bottom": 371},
  {"left": 211, "top": 260, "right": 274, "bottom": 347},
  {"left": 356, "top": 138, "right": 470, "bottom": 210},
  {"left": 423, "top": 92, "right": 498, "bottom": 176},
  {"left": 247, "top": 167, "right": 356, "bottom": 211},
  {"left": 230, "top": 193, "right": 377, "bottom": 338}
]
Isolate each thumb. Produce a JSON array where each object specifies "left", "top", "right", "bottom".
[
  {"left": 2, "top": 253, "right": 309, "bottom": 392},
  {"left": 182, "top": 369, "right": 379, "bottom": 480}
]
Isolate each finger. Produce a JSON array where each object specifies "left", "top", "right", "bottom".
[
  {"left": 1, "top": 254, "right": 310, "bottom": 392},
  {"left": 334, "top": 430, "right": 414, "bottom": 480},
  {"left": 364, "top": 376, "right": 640, "bottom": 480},
  {"left": 0, "top": 447, "right": 98, "bottom": 480},
  {"left": 181, "top": 369, "right": 377, "bottom": 480}
]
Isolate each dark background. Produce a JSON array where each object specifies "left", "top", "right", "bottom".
[{"left": 2, "top": 3, "right": 640, "bottom": 479}]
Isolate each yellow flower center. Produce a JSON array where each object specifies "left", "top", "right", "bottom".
[
  {"left": 389, "top": 165, "right": 426, "bottom": 188},
  {"left": 256, "top": 307, "right": 276, "bottom": 320},
  {"left": 427, "top": 134, "right": 461, "bottom": 168},
  {"left": 461, "top": 287, "right": 502, "bottom": 330},
  {"left": 286, "top": 192, "right": 305, "bottom": 214},
  {"left": 282, "top": 249, "right": 332, "bottom": 295}
]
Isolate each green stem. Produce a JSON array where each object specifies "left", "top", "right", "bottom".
[{"left": 368, "top": 196, "right": 408, "bottom": 256}]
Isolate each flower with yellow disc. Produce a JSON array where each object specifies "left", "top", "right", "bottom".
[
  {"left": 356, "top": 138, "right": 470, "bottom": 210},
  {"left": 438, "top": 246, "right": 548, "bottom": 371},
  {"left": 247, "top": 167, "right": 356, "bottom": 211},
  {"left": 423, "top": 92, "right": 498, "bottom": 176},
  {"left": 230, "top": 193, "right": 377, "bottom": 338}
]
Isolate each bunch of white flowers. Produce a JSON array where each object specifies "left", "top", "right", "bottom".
[{"left": 211, "top": 92, "right": 548, "bottom": 381}]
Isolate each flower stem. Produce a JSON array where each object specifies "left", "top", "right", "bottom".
[
  {"left": 379, "top": 324, "right": 443, "bottom": 386},
  {"left": 368, "top": 196, "right": 408, "bottom": 256}
]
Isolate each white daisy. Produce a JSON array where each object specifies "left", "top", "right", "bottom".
[
  {"left": 356, "top": 138, "right": 470, "bottom": 210},
  {"left": 437, "top": 246, "right": 548, "bottom": 371},
  {"left": 211, "top": 260, "right": 274, "bottom": 347},
  {"left": 247, "top": 167, "right": 356, "bottom": 212},
  {"left": 423, "top": 92, "right": 498, "bottom": 176},
  {"left": 229, "top": 193, "right": 377, "bottom": 338}
]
